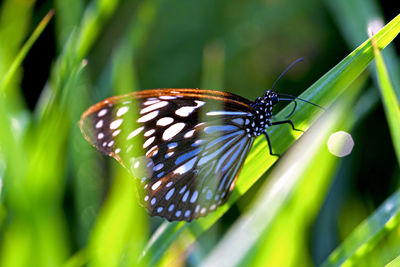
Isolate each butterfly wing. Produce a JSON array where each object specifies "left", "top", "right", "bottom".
[{"left": 80, "top": 89, "right": 256, "bottom": 221}]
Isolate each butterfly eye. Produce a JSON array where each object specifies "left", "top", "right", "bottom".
[{"left": 271, "top": 95, "right": 279, "bottom": 105}]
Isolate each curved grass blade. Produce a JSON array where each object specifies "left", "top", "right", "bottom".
[
  {"left": 141, "top": 13, "right": 400, "bottom": 266},
  {"left": 371, "top": 35, "right": 400, "bottom": 165},
  {"left": 321, "top": 188, "right": 400, "bottom": 267},
  {"left": 201, "top": 81, "right": 363, "bottom": 267},
  {"left": 1, "top": 9, "right": 54, "bottom": 93}
]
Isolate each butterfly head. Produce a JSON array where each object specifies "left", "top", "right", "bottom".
[
  {"left": 264, "top": 90, "right": 279, "bottom": 105},
  {"left": 252, "top": 90, "right": 279, "bottom": 115}
]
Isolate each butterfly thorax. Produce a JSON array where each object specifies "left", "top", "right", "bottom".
[{"left": 246, "top": 90, "right": 278, "bottom": 137}]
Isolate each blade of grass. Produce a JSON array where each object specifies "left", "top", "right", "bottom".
[
  {"left": 141, "top": 13, "right": 400, "bottom": 267},
  {"left": 0, "top": 0, "right": 35, "bottom": 106},
  {"left": 371, "top": 35, "right": 400, "bottom": 165},
  {"left": 0, "top": 9, "right": 54, "bottom": 93},
  {"left": 247, "top": 76, "right": 369, "bottom": 267},
  {"left": 321, "top": 187, "right": 400, "bottom": 267},
  {"left": 386, "top": 254, "right": 400, "bottom": 267},
  {"left": 325, "top": 0, "right": 400, "bottom": 100},
  {"left": 201, "top": 74, "right": 363, "bottom": 267}
]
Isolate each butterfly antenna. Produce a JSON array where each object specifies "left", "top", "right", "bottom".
[
  {"left": 278, "top": 93, "right": 326, "bottom": 111},
  {"left": 271, "top": 57, "right": 304, "bottom": 91}
]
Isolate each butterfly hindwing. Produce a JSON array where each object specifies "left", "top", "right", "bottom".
[{"left": 80, "top": 89, "right": 256, "bottom": 221}]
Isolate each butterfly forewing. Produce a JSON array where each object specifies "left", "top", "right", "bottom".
[{"left": 80, "top": 89, "right": 255, "bottom": 221}]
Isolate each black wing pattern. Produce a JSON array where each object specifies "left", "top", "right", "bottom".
[{"left": 80, "top": 89, "right": 256, "bottom": 221}]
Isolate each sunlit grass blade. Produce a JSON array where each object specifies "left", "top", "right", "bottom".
[
  {"left": 0, "top": 0, "right": 36, "bottom": 107},
  {"left": 141, "top": 13, "right": 400, "bottom": 266},
  {"left": 371, "top": 35, "right": 400, "bottom": 165},
  {"left": 201, "top": 77, "right": 363, "bottom": 267},
  {"left": 386, "top": 254, "right": 400, "bottom": 267},
  {"left": 325, "top": 0, "right": 400, "bottom": 98},
  {"left": 321, "top": 188, "right": 400, "bottom": 267},
  {"left": 0, "top": 9, "right": 54, "bottom": 93}
]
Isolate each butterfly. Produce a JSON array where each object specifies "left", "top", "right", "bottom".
[{"left": 79, "top": 86, "right": 323, "bottom": 222}]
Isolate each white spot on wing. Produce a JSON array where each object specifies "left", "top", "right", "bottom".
[
  {"left": 116, "top": 106, "right": 129, "bottom": 117},
  {"left": 184, "top": 129, "right": 195, "bottom": 138},
  {"left": 175, "top": 106, "right": 196, "bottom": 117},
  {"left": 143, "top": 99, "right": 160, "bottom": 106},
  {"left": 151, "top": 180, "right": 162, "bottom": 190},
  {"left": 156, "top": 117, "right": 174, "bottom": 126},
  {"left": 144, "top": 129, "right": 155, "bottom": 137},
  {"left": 159, "top": 96, "right": 176, "bottom": 100},
  {"left": 112, "top": 129, "right": 121, "bottom": 137},
  {"left": 98, "top": 109, "right": 108, "bottom": 117},
  {"left": 175, "top": 100, "right": 205, "bottom": 117},
  {"left": 140, "top": 101, "right": 168, "bottom": 114},
  {"left": 96, "top": 120, "right": 103, "bottom": 129},
  {"left": 127, "top": 126, "right": 144, "bottom": 140},
  {"left": 110, "top": 119, "right": 123, "bottom": 130},
  {"left": 143, "top": 136, "right": 155, "bottom": 148},
  {"left": 137, "top": 111, "right": 159, "bottom": 123},
  {"left": 163, "top": 123, "right": 186, "bottom": 140}
]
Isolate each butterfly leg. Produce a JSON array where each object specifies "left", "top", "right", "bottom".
[
  {"left": 272, "top": 120, "right": 302, "bottom": 131},
  {"left": 263, "top": 132, "right": 278, "bottom": 156}
]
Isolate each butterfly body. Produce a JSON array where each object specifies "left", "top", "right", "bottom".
[{"left": 80, "top": 88, "right": 293, "bottom": 221}]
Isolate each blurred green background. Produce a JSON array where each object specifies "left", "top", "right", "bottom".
[{"left": 0, "top": 0, "right": 399, "bottom": 266}]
